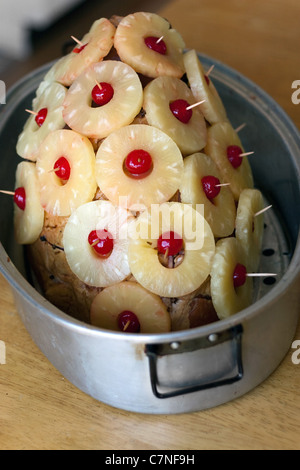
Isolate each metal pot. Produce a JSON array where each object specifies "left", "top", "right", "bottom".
[{"left": 1, "top": 54, "right": 299, "bottom": 414}]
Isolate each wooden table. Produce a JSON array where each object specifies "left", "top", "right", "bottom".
[{"left": 1, "top": 0, "right": 299, "bottom": 450}]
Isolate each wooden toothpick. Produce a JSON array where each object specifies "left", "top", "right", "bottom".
[
  {"left": 206, "top": 64, "right": 215, "bottom": 78},
  {"left": 71, "top": 35, "right": 83, "bottom": 46},
  {"left": 246, "top": 273, "right": 277, "bottom": 278},
  {"left": 25, "top": 109, "right": 38, "bottom": 116},
  {"left": 239, "top": 151, "right": 254, "bottom": 157},
  {"left": 186, "top": 99, "right": 206, "bottom": 110},
  {"left": 254, "top": 205, "right": 272, "bottom": 217},
  {"left": 0, "top": 190, "right": 15, "bottom": 195},
  {"left": 156, "top": 36, "right": 164, "bottom": 44},
  {"left": 215, "top": 183, "right": 230, "bottom": 187},
  {"left": 123, "top": 320, "right": 131, "bottom": 332},
  {"left": 235, "top": 123, "right": 247, "bottom": 133},
  {"left": 95, "top": 79, "right": 102, "bottom": 90},
  {"left": 91, "top": 238, "right": 100, "bottom": 247}
]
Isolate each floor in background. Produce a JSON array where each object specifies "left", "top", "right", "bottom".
[{"left": 1, "top": 0, "right": 171, "bottom": 89}]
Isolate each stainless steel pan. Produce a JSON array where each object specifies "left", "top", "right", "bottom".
[{"left": 0, "top": 54, "right": 299, "bottom": 414}]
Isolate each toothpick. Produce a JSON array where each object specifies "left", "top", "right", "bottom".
[
  {"left": 206, "top": 64, "right": 215, "bottom": 77},
  {"left": 71, "top": 35, "right": 83, "bottom": 46},
  {"left": 91, "top": 239, "right": 100, "bottom": 247},
  {"left": 0, "top": 190, "right": 15, "bottom": 195},
  {"left": 186, "top": 99, "right": 206, "bottom": 111},
  {"left": 163, "top": 248, "right": 169, "bottom": 262},
  {"left": 254, "top": 205, "right": 272, "bottom": 217},
  {"left": 95, "top": 79, "right": 102, "bottom": 90},
  {"left": 123, "top": 320, "right": 131, "bottom": 332},
  {"left": 25, "top": 109, "right": 38, "bottom": 116},
  {"left": 156, "top": 36, "right": 164, "bottom": 44},
  {"left": 235, "top": 123, "right": 247, "bottom": 133},
  {"left": 246, "top": 273, "right": 277, "bottom": 278},
  {"left": 48, "top": 167, "right": 60, "bottom": 174},
  {"left": 239, "top": 151, "right": 254, "bottom": 157},
  {"left": 215, "top": 183, "right": 230, "bottom": 187}
]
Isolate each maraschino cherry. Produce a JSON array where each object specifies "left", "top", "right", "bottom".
[
  {"left": 201, "top": 175, "right": 221, "bottom": 200},
  {"left": 35, "top": 108, "right": 48, "bottom": 127},
  {"left": 144, "top": 36, "right": 167, "bottom": 55},
  {"left": 14, "top": 187, "right": 26, "bottom": 211},
  {"left": 118, "top": 310, "right": 140, "bottom": 333},
  {"left": 157, "top": 231, "right": 183, "bottom": 256},
  {"left": 169, "top": 99, "right": 192, "bottom": 124},
  {"left": 88, "top": 229, "right": 114, "bottom": 257},
  {"left": 91, "top": 82, "right": 114, "bottom": 106},
  {"left": 124, "top": 149, "right": 153, "bottom": 178},
  {"left": 53, "top": 157, "right": 71, "bottom": 181},
  {"left": 233, "top": 263, "right": 247, "bottom": 288},
  {"left": 227, "top": 145, "right": 243, "bottom": 169},
  {"left": 73, "top": 43, "right": 88, "bottom": 53}
]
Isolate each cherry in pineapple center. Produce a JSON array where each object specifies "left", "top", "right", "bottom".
[
  {"left": 91, "top": 82, "right": 114, "bottom": 106},
  {"left": 88, "top": 229, "right": 114, "bottom": 258},
  {"left": 124, "top": 149, "right": 153, "bottom": 178}
]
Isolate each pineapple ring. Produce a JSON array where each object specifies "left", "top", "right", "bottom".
[
  {"left": 143, "top": 76, "right": 207, "bottom": 155},
  {"left": 90, "top": 281, "right": 171, "bottom": 333},
  {"left": 36, "top": 129, "right": 97, "bottom": 217},
  {"left": 128, "top": 202, "right": 215, "bottom": 298},
  {"left": 33, "top": 55, "right": 71, "bottom": 104},
  {"left": 205, "top": 121, "right": 254, "bottom": 200},
  {"left": 210, "top": 237, "right": 253, "bottom": 319},
  {"left": 14, "top": 162, "right": 44, "bottom": 245},
  {"left": 63, "top": 60, "right": 143, "bottom": 139},
  {"left": 236, "top": 188, "right": 264, "bottom": 273},
  {"left": 114, "top": 12, "right": 185, "bottom": 79},
  {"left": 183, "top": 49, "right": 227, "bottom": 124},
  {"left": 179, "top": 152, "right": 236, "bottom": 238},
  {"left": 63, "top": 201, "right": 133, "bottom": 287},
  {"left": 57, "top": 18, "right": 116, "bottom": 87},
  {"left": 16, "top": 82, "right": 67, "bottom": 161},
  {"left": 95, "top": 124, "right": 184, "bottom": 209}
]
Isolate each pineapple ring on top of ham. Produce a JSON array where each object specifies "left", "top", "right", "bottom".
[
  {"left": 56, "top": 17, "right": 116, "bottom": 87},
  {"left": 16, "top": 82, "right": 67, "bottom": 162},
  {"left": 114, "top": 12, "right": 185, "bottom": 79},
  {"left": 63, "top": 60, "right": 143, "bottom": 140},
  {"left": 128, "top": 202, "right": 215, "bottom": 298},
  {"left": 90, "top": 281, "right": 171, "bottom": 333},
  {"left": 14, "top": 162, "right": 44, "bottom": 245},
  {"left": 36, "top": 129, "right": 97, "bottom": 217},
  {"left": 179, "top": 152, "right": 236, "bottom": 238},
  {"left": 63, "top": 200, "right": 134, "bottom": 288},
  {"left": 210, "top": 237, "right": 253, "bottom": 319},
  {"left": 95, "top": 124, "right": 184, "bottom": 209},
  {"left": 143, "top": 76, "right": 207, "bottom": 156}
]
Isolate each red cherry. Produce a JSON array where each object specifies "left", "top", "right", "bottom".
[
  {"left": 73, "top": 43, "right": 88, "bottom": 53},
  {"left": 227, "top": 145, "right": 243, "bottom": 168},
  {"left": 204, "top": 75, "right": 210, "bottom": 86},
  {"left": 233, "top": 263, "right": 247, "bottom": 288},
  {"left": 35, "top": 108, "right": 48, "bottom": 127},
  {"left": 88, "top": 229, "right": 114, "bottom": 257},
  {"left": 144, "top": 36, "right": 167, "bottom": 55},
  {"left": 14, "top": 187, "right": 26, "bottom": 211},
  {"left": 157, "top": 231, "right": 183, "bottom": 256},
  {"left": 54, "top": 157, "right": 71, "bottom": 181},
  {"left": 124, "top": 149, "right": 153, "bottom": 178},
  {"left": 169, "top": 99, "right": 192, "bottom": 124},
  {"left": 118, "top": 310, "right": 140, "bottom": 333},
  {"left": 201, "top": 175, "right": 221, "bottom": 200},
  {"left": 91, "top": 82, "right": 114, "bottom": 106}
]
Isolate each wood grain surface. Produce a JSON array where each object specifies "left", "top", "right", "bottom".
[{"left": 0, "top": 0, "right": 299, "bottom": 450}]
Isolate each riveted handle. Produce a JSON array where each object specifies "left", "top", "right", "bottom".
[{"left": 145, "top": 324, "right": 243, "bottom": 399}]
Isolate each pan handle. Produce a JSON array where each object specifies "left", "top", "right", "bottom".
[{"left": 145, "top": 324, "right": 243, "bottom": 399}]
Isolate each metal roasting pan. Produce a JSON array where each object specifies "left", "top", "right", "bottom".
[{"left": 0, "top": 53, "right": 299, "bottom": 414}]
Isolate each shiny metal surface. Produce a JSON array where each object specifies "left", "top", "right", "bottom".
[{"left": 0, "top": 55, "right": 299, "bottom": 414}]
